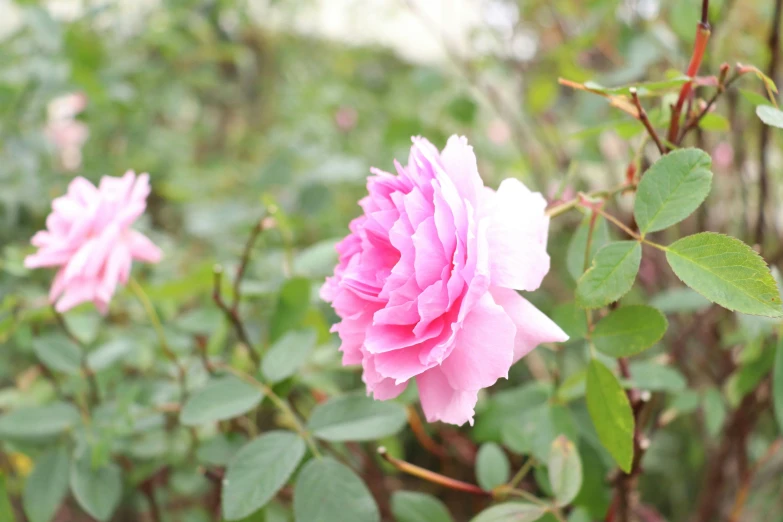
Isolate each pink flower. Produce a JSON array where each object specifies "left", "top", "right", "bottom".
[
  {"left": 321, "top": 136, "right": 567, "bottom": 425},
  {"left": 45, "top": 92, "right": 89, "bottom": 171},
  {"left": 25, "top": 171, "right": 162, "bottom": 314}
]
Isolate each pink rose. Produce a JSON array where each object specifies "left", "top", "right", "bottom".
[
  {"left": 321, "top": 136, "right": 567, "bottom": 425},
  {"left": 25, "top": 171, "right": 162, "bottom": 314}
]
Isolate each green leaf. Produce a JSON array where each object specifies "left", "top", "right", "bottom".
[
  {"left": 502, "top": 404, "right": 578, "bottom": 462},
  {"left": 390, "top": 491, "right": 454, "bottom": 522},
  {"left": 649, "top": 287, "right": 711, "bottom": 314},
  {"left": 0, "top": 403, "right": 80, "bottom": 440},
  {"left": 551, "top": 302, "right": 588, "bottom": 342},
  {"left": 592, "top": 305, "right": 668, "bottom": 358},
  {"left": 774, "top": 337, "right": 783, "bottom": 433},
  {"left": 586, "top": 360, "right": 634, "bottom": 473},
  {"left": 180, "top": 376, "right": 264, "bottom": 426},
  {"left": 307, "top": 393, "right": 407, "bottom": 442},
  {"left": 222, "top": 431, "right": 306, "bottom": 521},
  {"left": 32, "top": 334, "right": 82, "bottom": 375},
  {"left": 756, "top": 104, "right": 783, "bottom": 128},
  {"left": 87, "top": 339, "right": 133, "bottom": 372},
  {"left": 634, "top": 148, "right": 712, "bottom": 234},
  {"left": 699, "top": 113, "right": 730, "bottom": 131},
  {"left": 70, "top": 452, "right": 122, "bottom": 522},
  {"left": 576, "top": 241, "right": 641, "bottom": 309},
  {"left": 469, "top": 502, "right": 547, "bottom": 522},
  {"left": 665, "top": 233, "right": 783, "bottom": 317},
  {"left": 23, "top": 447, "right": 70, "bottom": 522},
  {"left": 548, "top": 436, "right": 582, "bottom": 506},
  {"left": 740, "top": 89, "right": 771, "bottom": 107},
  {"left": 0, "top": 474, "right": 15, "bottom": 522},
  {"left": 293, "top": 457, "right": 380, "bottom": 522},
  {"left": 270, "top": 277, "right": 312, "bottom": 342},
  {"left": 475, "top": 443, "right": 510, "bottom": 490},
  {"left": 703, "top": 388, "right": 726, "bottom": 438},
  {"left": 566, "top": 215, "right": 610, "bottom": 281},
  {"left": 628, "top": 362, "right": 686, "bottom": 392},
  {"left": 262, "top": 329, "right": 317, "bottom": 384}
]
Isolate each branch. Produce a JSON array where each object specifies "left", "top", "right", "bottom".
[
  {"left": 666, "top": 2, "right": 712, "bottom": 148},
  {"left": 630, "top": 88, "right": 665, "bottom": 154},
  {"left": 212, "top": 265, "right": 261, "bottom": 368},
  {"left": 377, "top": 446, "right": 489, "bottom": 496},
  {"left": 754, "top": 0, "right": 783, "bottom": 247}
]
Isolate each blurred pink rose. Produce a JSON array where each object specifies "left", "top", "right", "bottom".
[
  {"left": 335, "top": 106, "right": 358, "bottom": 132},
  {"left": 487, "top": 118, "right": 511, "bottom": 145},
  {"left": 45, "top": 92, "right": 89, "bottom": 171},
  {"left": 713, "top": 141, "right": 734, "bottom": 171},
  {"left": 321, "top": 136, "right": 567, "bottom": 425},
  {"left": 25, "top": 171, "right": 162, "bottom": 314}
]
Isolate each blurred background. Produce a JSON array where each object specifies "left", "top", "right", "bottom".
[{"left": 1, "top": 0, "right": 783, "bottom": 521}]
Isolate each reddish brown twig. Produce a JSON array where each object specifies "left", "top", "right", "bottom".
[
  {"left": 407, "top": 406, "right": 448, "bottom": 458},
  {"left": 630, "top": 88, "right": 665, "bottom": 154},
  {"left": 666, "top": 2, "right": 712, "bottom": 148},
  {"left": 377, "top": 446, "right": 489, "bottom": 496},
  {"left": 212, "top": 265, "right": 260, "bottom": 368}
]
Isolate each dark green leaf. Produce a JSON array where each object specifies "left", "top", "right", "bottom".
[
  {"left": 703, "top": 388, "right": 726, "bottom": 438},
  {"left": 32, "top": 335, "right": 82, "bottom": 375},
  {"left": 70, "top": 453, "right": 122, "bottom": 522},
  {"left": 307, "top": 393, "right": 407, "bottom": 442},
  {"left": 270, "top": 277, "right": 312, "bottom": 342},
  {"left": 222, "top": 431, "right": 306, "bottom": 520},
  {"left": 548, "top": 436, "right": 582, "bottom": 506},
  {"left": 586, "top": 360, "right": 634, "bottom": 472},
  {"left": 293, "top": 457, "right": 380, "bottom": 522},
  {"left": 469, "top": 502, "right": 547, "bottom": 522},
  {"left": 628, "top": 362, "right": 687, "bottom": 392},
  {"left": 774, "top": 337, "right": 783, "bottom": 433},
  {"left": 475, "top": 443, "right": 510, "bottom": 490},
  {"left": 0, "top": 403, "right": 80, "bottom": 440},
  {"left": 180, "top": 376, "right": 264, "bottom": 426},
  {"left": 634, "top": 148, "right": 712, "bottom": 234},
  {"left": 390, "top": 491, "right": 453, "bottom": 522},
  {"left": 576, "top": 241, "right": 641, "bottom": 309},
  {"left": 23, "top": 447, "right": 70, "bottom": 522},
  {"left": 262, "top": 329, "right": 317, "bottom": 384},
  {"left": 592, "top": 306, "right": 668, "bottom": 357},
  {"left": 665, "top": 233, "right": 783, "bottom": 317}
]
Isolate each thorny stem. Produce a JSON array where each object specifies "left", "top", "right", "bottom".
[
  {"left": 678, "top": 67, "right": 742, "bottom": 143},
  {"left": 630, "top": 88, "right": 665, "bottom": 154},
  {"left": 52, "top": 308, "right": 99, "bottom": 405},
  {"left": 216, "top": 363, "right": 322, "bottom": 458},
  {"left": 232, "top": 218, "right": 265, "bottom": 310},
  {"left": 128, "top": 277, "right": 188, "bottom": 400},
  {"left": 212, "top": 266, "right": 261, "bottom": 368}
]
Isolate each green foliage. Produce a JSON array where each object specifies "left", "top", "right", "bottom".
[
  {"left": 23, "top": 447, "right": 70, "bottom": 522},
  {"left": 70, "top": 452, "right": 123, "bottom": 522},
  {"left": 576, "top": 241, "right": 641, "bottom": 309},
  {"left": 262, "top": 329, "right": 317, "bottom": 384},
  {"left": 0, "top": 474, "right": 15, "bottom": 522},
  {"left": 586, "top": 360, "right": 634, "bottom": 473},
  {"left": 222, "top": 431, "right": 306, "bottom": 520},
  {"left": 566, "top": 215, "right": 611, "bottom": 281},
  {"left": 180, "top": 375, "right": 264, "bottom": 426},
  {"left": 634, "top": 148, "right": 713, "bottom": 234},
  {"left": 475, "top": 442, "right": 510, "bottom": 490},
  {"left": 0, "top": 403, "right": 80, "bottom": 440},
  {"left": 32, "top": 334, "right": 83, "bottom": 374},
  {"left": 307, "top": 393, "right": 407, "bottom": 442},
  {"left": 774, "top": 338, "right": 783, "bottom": 434},
  {"left": 665, "top": 233, "right": 783, "bottom": 317},
  {"left": 756, "top": 105, "right": 783, "bottom": 128},
  {"left": 390, "top": 491, "right": 454, "bottom": 522},
  {"left": 469, "top": 503, "right": 547, "bottom": 522},
  {"left": 293, "top": 457, "right": 380, "bottom": 522},
  {"left": 592, "top": 305, "right": 668, "bottom": 357},
  {"left": 548, "top": 436, "right": 582, "bottom": 506}
]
